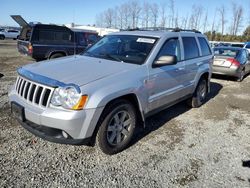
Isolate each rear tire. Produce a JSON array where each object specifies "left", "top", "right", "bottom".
[
  {"left": 188, "top": 79, "right": 208, "bottom": 108},
  {"left": 236, "top": 69, "right": 245, "bottom": 82},
  {"left": 96, "top": 99, "right": 136, "bottom": 155},
  {"left": 0, "top": 35, "right": 5, "bottom": 40},
  {"left": 49, "top": 53, "right": 65, "bottom": 59}
]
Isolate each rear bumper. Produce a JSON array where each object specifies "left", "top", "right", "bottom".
[{"left": 212, "top": 65, "right": 240, "bottom": 77}]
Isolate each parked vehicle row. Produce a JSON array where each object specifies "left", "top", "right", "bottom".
[{"left": 9, "top": 28, "right": 213, "bottom": 155}]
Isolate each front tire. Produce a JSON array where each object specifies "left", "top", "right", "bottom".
[
  {"left": 188, "top": 79, "right": 208, "bottom": 108},
  {"left": 96, "top": 99, "right": 136, "bottom": 155}
]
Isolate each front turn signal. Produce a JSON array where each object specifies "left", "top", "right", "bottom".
[{"left": 72, "top": 95, "right": 88, "bottom": 110}]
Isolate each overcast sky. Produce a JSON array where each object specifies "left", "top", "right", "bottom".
[{"left": 1, "top": 0, "right": 249, "bottom": 32}]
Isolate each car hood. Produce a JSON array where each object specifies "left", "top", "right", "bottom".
[{"left": 20, "top": 55, "right": 138, "bottom": 87}]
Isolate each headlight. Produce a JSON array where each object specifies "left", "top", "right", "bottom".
[{"left": 51, "top": 85, "right": 88, "bottom": 110}]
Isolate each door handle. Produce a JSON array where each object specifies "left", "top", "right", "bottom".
[{"left": 177, "top": 67, "right": 184, "bottom": 71}]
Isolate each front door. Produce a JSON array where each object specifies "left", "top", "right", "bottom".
[{"left": 147, "top": 37, "right": 186, "bottom": 112}]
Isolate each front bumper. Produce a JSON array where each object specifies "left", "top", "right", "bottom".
[
  {"left": 9, "top": 88, "right": 104, "bottom": 142},
  {"left": 18, "top": 118, "right": 91, "bottom": 145},
  {"left": 212, "top": 65, "right": 240, "bottom": 77}
]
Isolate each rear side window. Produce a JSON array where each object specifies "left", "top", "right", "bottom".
[
  {"left": 198, "top": 37, "right": 211, "bottom": 56},
  {"left": 182, "top": 37, "right": 199, "bottom": 60},
  {"left": 246, "top": 44, "right": 250, "bottom": 49},
  {"left": 33, "top": 29, "right": 72, "bottom": 43},
  {"left": 156, "top": 38, "right": 181, "bottom": 62}
]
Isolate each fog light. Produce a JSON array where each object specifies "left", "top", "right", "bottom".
[{"left": 62, "top": 131, "right": 68, "bottom": 138}]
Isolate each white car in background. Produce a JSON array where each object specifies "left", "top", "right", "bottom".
[{"left": 0, "top": 29, "right": 20, "bottom": 40}]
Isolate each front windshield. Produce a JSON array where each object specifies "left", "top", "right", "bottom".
[{"left": 83, "top": 35, "right": 157, "bottom": 65}]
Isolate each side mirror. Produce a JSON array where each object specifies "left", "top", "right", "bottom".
[{"left": 153, "top": 55, "right": 177, "bottom": 68}]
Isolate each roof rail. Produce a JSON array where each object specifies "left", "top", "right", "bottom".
[{"left": 122, "top": 27, "right": 201, "bottom": 33}]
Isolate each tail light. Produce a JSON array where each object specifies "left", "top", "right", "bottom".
[
  {"left": 226, "top": 58, "right": 240, "bottom": 67},
  {"left": 28, "top": 43, "right": 33, "bottom": 54}
]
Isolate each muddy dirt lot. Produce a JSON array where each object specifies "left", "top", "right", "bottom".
[{"left": 0, "top": 40, "right": 250, "bottom": 187}]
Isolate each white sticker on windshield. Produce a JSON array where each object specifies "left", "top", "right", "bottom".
[{"left": 137, "top": 38, "right": 155, "bottom": 44}]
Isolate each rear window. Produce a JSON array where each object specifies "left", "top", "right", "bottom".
[
  {"left": 198, "top": 37, "right": 211, "bottom": 56},
  {"left": 182, "top": 37, "right": 199, "bottom": 60},
  {"left": 214, "top": 48, "right": 239, "bottom": 57}
]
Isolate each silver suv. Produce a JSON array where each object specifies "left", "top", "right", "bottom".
[{"left": 9, "top": 29, "right": 213, "bottom": 154}]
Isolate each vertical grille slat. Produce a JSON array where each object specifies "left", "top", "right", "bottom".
[
  {"left": 32, "top": 85, "right": 39, "bottom": 103},
  {"left": 17, "top": 79, "right": 23, "bottom": 94},
  {"left": 43, "top": 89, "right": 51, "bottom": 107},
  {"left": 14, "top": 77, "right": 53, "bottom": 108},
  {"left": 35, "top": 87, "right": 43, "bottom": 104},
  {"left": 20, "top": 81, "right": 27, "bottom": 97},
  {"left": 24, "top": 82, "right": 31, "bottom": 99},
  {"left": 15, "top": 77, "right": 21, "bottom": 91},
  {"left": 39, "top": 88, "right": 46, "bottom": 106}
]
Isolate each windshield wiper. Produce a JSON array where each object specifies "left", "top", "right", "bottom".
[
  {"left": 99, "top": 53, "right": 123, "bottom": 62},
  {"left": 83, "top": 51, "right": 95, "bottom": 57}
]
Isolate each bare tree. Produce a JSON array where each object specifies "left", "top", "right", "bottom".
[
  {"left": 129, "top": 0, "right": 141, "bottom": 29},
  {"left": 191, "top": 5, "right": 203, "bottom": 30},
  {"left": 150, "top": 3, "right": 159, "bottom": 27},
  {"left": 142, "top": 1, "right": 151, "bottom": 28},
  {"left": 116, "top": 6, "right": 124, "bottom": 29},
  {"left": 218, "top": 5, "right": 226, "bottom": 35},
  {"left": 180, "top": 15, "right": 188, "bottom": 29},
  {"left": 122, "top": 3, "right": 131, "bottom": 29},
  {"left": 95, "top": 13, "right": 104, "bottom": 27},
  {"left": 168, "top": 0, "right": 175, "bottom": 27},
  {"left": 231, "top": 3, "right": 244, "bottom": 35},
  {"left": 202, "top": 10, "right": 208, "bottom": 33},
  {"left": 102, "top": 8, "right": 116, "bottom": 28},
  {"left": 211, "top": 10, "right": 217, "bottom": 32},
  {"left": 174, "top": 10, "right": 179, "bottom": 28},
  {"left": 159, "top": 3, "right": 167, "bottom": 27}
]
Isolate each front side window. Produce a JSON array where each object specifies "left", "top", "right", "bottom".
[
  {"left": 83, "top": 35, "right": 157, "bottom": 65},
  {"left": 155, "top": 38, "right": 181, "bottom": 62},
  {"left": 182, "top": 37, "right": 199, "bottom": 60}
]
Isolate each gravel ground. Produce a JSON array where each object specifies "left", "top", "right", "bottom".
[{"left": 1, "top": 40, "right": 250, "bottom": 187}]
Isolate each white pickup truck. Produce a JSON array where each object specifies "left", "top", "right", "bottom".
[{"left": 0, "top": 29, "right": 20, "bottom": 40}]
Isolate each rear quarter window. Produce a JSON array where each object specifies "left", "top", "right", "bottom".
[
  {"left": 182, "top": 37, "right": 199, "bottom": 60},
  {"left": 198, "top": 37, "right": 211, "bottom": 56}
]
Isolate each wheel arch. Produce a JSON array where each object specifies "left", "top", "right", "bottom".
[
  {"left": 196, "top": 71, "right": 210, "bottom": 93},
  {"left": 47, "top": 51, "right": 67, "bottom": 59},
  {"left": 89, "top": 93, "right": 145, "bottom": 145}
]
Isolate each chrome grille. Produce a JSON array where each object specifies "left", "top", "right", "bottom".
[{"left": 15, "top": 76, "right": 54, "bottom": 108}]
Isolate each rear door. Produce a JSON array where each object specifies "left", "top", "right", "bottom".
[{"left": 180, "top": 36, "right": 200, "bottom": 92}]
